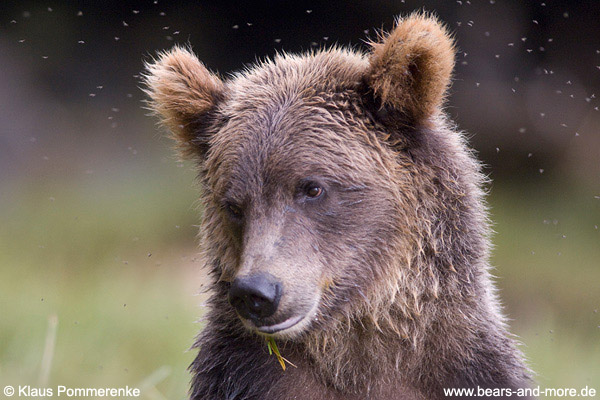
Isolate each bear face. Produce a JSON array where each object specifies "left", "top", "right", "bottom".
[
  {"left": 145, "top": 15, "right": 457, "bottom": 339},
  {"left": 201, "top": 51, "right": 418, "bottom": 339},
  {"left": 144, "top": 13, "right": 530, "bottom": 399}
]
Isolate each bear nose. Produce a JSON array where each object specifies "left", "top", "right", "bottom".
[{"left": 228, "top": 273, "right": 282, "bottom": 321}]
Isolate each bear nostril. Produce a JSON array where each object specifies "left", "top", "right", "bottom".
[
  {"left": 228, "top": 273, "right": 282, "bottom": 321},
  {"left": 248, "top": 294, "right": 264, "bottom": 310}
]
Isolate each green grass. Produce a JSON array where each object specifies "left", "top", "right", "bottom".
[
  {"left": 0, "top": 164, "right": 204, "bottom": 399},
  {"left": 1, "top": 168, "right": 598, "bottom": 398},
  {"left": 490, "top": 180, "right": 600, "bottom": 390}
]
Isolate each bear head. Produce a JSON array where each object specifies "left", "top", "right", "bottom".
[{"left": 143, "top": 14, "right": 475, "bottom": 344}]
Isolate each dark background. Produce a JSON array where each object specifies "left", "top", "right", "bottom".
[
  {"left": 2, "top": 1, "right": 600, "bottom": 183},
  {"left": 1, "top": 1, "right": 598, "bottom": 398}
]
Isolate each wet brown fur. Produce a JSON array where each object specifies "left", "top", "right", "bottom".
[{"left": 144, "top": 13, "right": 531, "bottom": 400}]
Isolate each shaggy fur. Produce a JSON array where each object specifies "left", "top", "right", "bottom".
[
  {"left": 144, "top": 13, "right": 531, "bottom": 400},
  {"left": 144, "top": 46, "right": 224, "bottom": 158},
  {"left": 367, "top": 14, "right": 455, "bottom": 122}
]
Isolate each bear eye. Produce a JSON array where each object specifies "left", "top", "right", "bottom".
[
  {"left": 224, "top": 202, "right": 243, "bottom": 220},
  {"left": 305, "top": 184, "right": 324, "bottom": 199}
]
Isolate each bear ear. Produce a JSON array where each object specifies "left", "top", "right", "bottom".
[
  {"left": 365, "top": 13, "right": 455, "bottom": 122},
  {"left": 143, "top": 46, "right": 224, "bottom": 159}
]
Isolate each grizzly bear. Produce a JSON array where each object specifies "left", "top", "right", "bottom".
[{"left": 144, "top": 13, "right": 531, "bottom": 400}]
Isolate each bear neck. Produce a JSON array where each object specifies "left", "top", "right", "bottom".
[{"left": 302, "top": 257, "right": 529, "bottom": 397}]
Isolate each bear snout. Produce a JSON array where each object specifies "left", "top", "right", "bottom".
[{"left": 228, "top": 273, "right": 282, "bottom": 322}]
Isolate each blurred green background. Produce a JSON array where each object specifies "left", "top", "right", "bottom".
[{"left": 0, "top": 1, "right": 598, "bottom": 399}]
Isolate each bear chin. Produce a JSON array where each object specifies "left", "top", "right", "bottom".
[{"left": 241, "top": 295, "right": 321, "bottom": 339}]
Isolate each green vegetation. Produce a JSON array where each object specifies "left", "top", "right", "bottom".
[
  {"left": 0, "top": 164, "right": 202, "bottom": 400},
  {"left": 1, "top": 166, "right": 598, "bottom": 398},
  {"left": 490, "top": 180, "right": 600, "bottom": 390}
]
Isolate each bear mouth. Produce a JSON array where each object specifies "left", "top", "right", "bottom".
[{"left": 256, "top": 314, "right": 305, "bottom": 334}]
